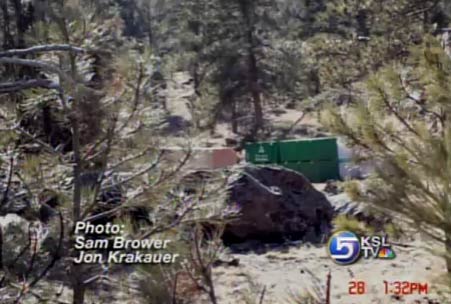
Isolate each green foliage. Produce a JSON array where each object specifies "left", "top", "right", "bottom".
[
  {"left": 239, "top": 274, "right": 266, "bottom": 304},
  {"left": 303, "top": 0, "right": 451, "bottom": 112},
  {"left": 286, "top": 291, "right": 321, "bottom": 304},
  {"left": 333, "top": 214, "right": 375, "bottom": 235},
  {"left": 384, "top": 222, "right": 403, "bottom": 240},
  {"left": 324, "top": 38, "right": 451, "bottom": 274}
]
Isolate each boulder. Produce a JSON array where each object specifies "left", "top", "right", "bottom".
[
  {"left": 0, "top": 177, "right": 33, "bottom": 219},
  {"left": 222, "top": 165, "right": 334, "bottom": 244}
]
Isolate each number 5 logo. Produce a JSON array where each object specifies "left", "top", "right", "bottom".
[{"left": 328, "top": 231, "right": 361, "bottom": 265}]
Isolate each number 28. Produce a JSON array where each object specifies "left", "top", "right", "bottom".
[{"left": 349, "top": 281, "right": 366, "bottom": 295}]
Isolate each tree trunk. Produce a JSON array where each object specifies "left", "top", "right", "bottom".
[
  {"left": 231, "top": 99, "right": 238, "bottom": 134},
  {"left": 146, "top": 4, "right": 153, "bottom": 47},
  {"left": 1, "top": 0, "right": 16, "bottom": 78},
  {"left": 193, "top": 60, "right": 201, "bottom": 97},
  {"left": 11, "top": 0, "right": 25, "bottom": 48},
  {"left": 58, "top": 16, "right": 87, "bottom": 303},
  {"left": 72, "top": 271, "right": 86, "bottom": 304},
  {"left": 0, "top": 226, "right": 3, "bottom": 270},
  {"left": 239, "top": 0, "right": 263, "bottom": 135},
  {"left": 445, "top": 231, "right": 451, "bottom": 273},
  {"left": 309, "top": 69, "right": 321, "bottom": 96},
  {"left": 69, "top": 55, "right": 85, "bottom": 304},
  {"left": 1, "top": 0, "right": 14, "bottom": 49}
]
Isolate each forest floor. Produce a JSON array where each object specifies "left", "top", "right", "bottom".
[{"left": 207, "top": 212, "right": 449, "bottom": 304}]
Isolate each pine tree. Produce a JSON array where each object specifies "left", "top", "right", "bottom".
[
  {"left": 303, "top": 0, "right": 451, "bottom": 103},
  {"left": 0, "top": 1, "right": 191, "bottom": 303},
  {"left": 172, "top": 0, "right": 313, "bottom": 137},
  {"left": 322, "top": 35, "right": 451, "bottom": 274}
]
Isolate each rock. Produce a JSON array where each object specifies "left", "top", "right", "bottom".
[
  {"left": 222, "top": 165, "right": 334, "bottom": 244},
  {"left": 162, "top": 115, "right": 192, "bottom": 135},
  {"left": 213, "top": 258, "right": 240, "bottom": 267},
  {"left": 0, "top": 177, "right": 34, "bottom": 219}
]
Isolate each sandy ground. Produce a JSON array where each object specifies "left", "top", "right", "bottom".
[
  {"left": 163, "top": 71, "right": 326, "bottom": 149},
  {"left": 210, "top": 237, "right": 448, "bottom": 304},
  {"left": 0, "top": 214, "right": 23, "bottom": 227},
  {"left": 166, "top": 72, "right": 193, "bottom": 122}
]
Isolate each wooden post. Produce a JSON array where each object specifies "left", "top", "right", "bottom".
[{"left": 326, "top": 270, "right": 331, "bottom": 304}]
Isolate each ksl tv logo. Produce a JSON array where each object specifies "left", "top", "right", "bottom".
[{"left": 327, "top": 231, "right": 396, "bottom": 265}]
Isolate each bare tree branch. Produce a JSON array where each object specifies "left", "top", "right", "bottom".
[
  {"left": 172, "top": 272, "right": 179, "bottom": 304},
  {"left": 108, "top": 146, "right": 156, "bottom": 172},
  {"left": 116, "top": 63, "right": 144, "bottom": 133},
  {"left": 0, "top": 79, "right": 61, "bottom": 94},
  {"left": 82, "top": 205, "right": 122, "bottom": 223},
  {"left": 138, "top": 199, "right": 196, "bottom": 240},
  {"left": 0, "top": 44, "right": 85, "bottom": 58},
  {"left": 149, "top": 148, "right": 192, "bottom": 188},
  {"left": 24, "top": 227, "right": 38, "bottom": 281},
  {"left": 81, "top": 120, "right": 117, "bottom": 219},
  {"left": 0, "top": 57, "right": 71, "bottom": 83},
  {"left": 0, "top": 226, "right": 3, "bottom": 271},
  {"left": 191, "top": 225, "right": 218, "bottom": 304},
  {"left": 101, "top": 150, "right": 165, "bottom": 192},
  {"left": 13, "top": 212, "right": 64, "bottom": 303},
  {"left": 277, "top": 112, "right": 306, "bottom": 140},
  {"left": 1, "top": 152, "right": 14, "bottom": 206},
  {"left": 326, "top": 271, "right": 331, "bottom": 304},
  {"left": 258, "top": 285, "right": 266, "bottom": 304}
]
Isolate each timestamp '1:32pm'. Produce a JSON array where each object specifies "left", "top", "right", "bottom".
[{"left": 348, "top": 281, "right": 429, "bottom": 295}]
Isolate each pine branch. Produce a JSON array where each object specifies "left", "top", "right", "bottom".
[
  {"left": 402, "top": 0, "right": 440, "bottom": 17},
  {"left": 377, "top": 87, "right": 420, "bottom": 137},
  {"left": 397, "top": 74, "right": 445, "bottom": 128},
  {"left": 2, "top": 124, "right": 60, "bottom": 155}
]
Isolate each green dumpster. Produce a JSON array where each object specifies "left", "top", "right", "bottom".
[
  {"left": 283, "top": 160, "right": 339, "bottom": 183},
  {"left": 314, "top": 160, "right": 340, "bottom": 182},
  {"left": 283, "top": 162, "right": 316, "bottom": 181},
  {"left": 245, "top": 141, "right": 279, "bottom": 164},
  {"left": 245, "top": 137, "right": 340, "bottom": 182},
  {"left": 279, "top": 138, "right": 338, "bottom": 162}
]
